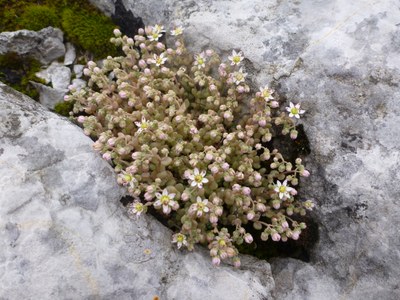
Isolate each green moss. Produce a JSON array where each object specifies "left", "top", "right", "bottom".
[
  {"left": 19, "top": 5, "right": 60, "bottom": 31},
  {"left": 61, "top": 8, "right": 118, "bottom": 59},
  {"left": 0, "top": 53, "right": 45, "bottom": 100},
  {"left": 54, "top": 100, "right": 75, "bottom": 116}
]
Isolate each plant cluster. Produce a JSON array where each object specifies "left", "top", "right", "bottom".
[{"left": 66, "top": 25, "right": 315, "bottom": 266}]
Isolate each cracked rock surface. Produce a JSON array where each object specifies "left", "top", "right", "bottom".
[
  {"left": 0, "top": 83, "right": 274, "bottom": 300},
  {"left": 89, "top": 0, "right": 400, "bottom": 299}
]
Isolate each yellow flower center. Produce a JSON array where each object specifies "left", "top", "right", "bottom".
[
  {"left": 135, "top": 203, "right": 143, "bottom": 211},
  {"left": 141, "top": 122, "right": 149, "bottom": 129},
  {"left": 233, "top": 56, "right": 241, "bottom": 63},
  {"left": 152, "top": 33, "right": 159, "bottom": 40},
  {"left": 194, "top": 174, "right": 204, "bottom": 183},
  {"left": 197, "top": 202, "right": 205, "bottom": 210},
  {"left": 177, "top": 235, "right": 184, "bottom": 242},
  {"left": 235, "top": 73, "right": 244, "bottom": 81},
  {"left": 124, "top": 174, "right": 133, "bottom": 182},
  {"left": 197, "top": 57, "right": 204, "bottom": 65},
  {"left": 290, "top": 107, "right": 299, "bottom": 115},
  {"left": 218, "top": 239, "right": 226, "bottom": 246},
  {"left": 263, "top": 90, "right": 271, "bottom": 98},
  {"left": 279, "top": 186, "right": 287, "bottom": 193},
  {"left": 156, "top": 57, "right": 163, "bottom": 65},
  {"left": 160, "top": 195, "right": 170, "bottom": 204}
]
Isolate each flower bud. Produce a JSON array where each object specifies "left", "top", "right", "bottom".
[
  {"left": 113, "top": 29, "right": 122, "bottom": 36},
  {"left": 247, "top": 211, "right": 255, "bottom": 220},
  {"left": 301, "top": 170, "right": 310, "bottom": 177},
  {"left": 244, "top": 233, "right": 253, "bottom": 244},
  {"left": 212, "top": 257, "right": 221, "bottom": 266},
  {"left": 102, "top": 152, "right": 111, "bottom": 161},
  {"left": 272, "top": 233, "right": 281, "bottom": 241}
]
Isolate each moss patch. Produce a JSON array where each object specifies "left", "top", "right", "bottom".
[{"left": 0, "top": 53, "right": 46, "bottom": 100}]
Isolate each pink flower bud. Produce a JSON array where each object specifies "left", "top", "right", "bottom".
[
  {"left": 209, "top": 84, "right": 217, "bottom": 91},
  {"left": 156, "top": 42, "right": 164, "bottom": 49},
  {"left": 272, "top": 200, "right": 281, "bottom": 209},
  {"left": 290, "top": 189, "right": 298, "bottom": 195},
  {"left": 291, "top": 231, "right": 300, "bottom": 240},
  {"left": 107, "top": 138, "right": 116, "bottom": 146},
  {"left": 222, "top": 163, "right": 229, "bottom": 170},
  {"left": 258, "top": 119, "right": 267, "bottom": 127},
  {"left": 270, "top": 101, "right": 279, "bottom": 108},
  {"left": 127, "top": 38, "right": 134, "bottom": 45},
  {"left": 144, "top": 68, "right": 151, "bottom": 75},
  {"left": 244, "top": 233, "right": 253, "bottom": 244},
  {"left": 210, "top": 248, "right": 218, "bottom": 257},
  {"left": 167, "top": 48, "right": 174, "bottom": 54},
  {"left": 233, "top": 259, "right": 241, "bottom": 268},
  {"left": 175, "top": 41, "right": 181, "bottom": 47},
  {"left": 254, "top": 173, "right": 262, "bottom": 181},
  {"left": 282, "top": 221, "right": 289, "bottom": 229},
  {"left": 138, "top": 28, "right": 144, "bottom": 35},
  {"left": 256, "top": 203, "right": 266, "bottom": 212},
  {"left": 77, "top": 116, "right": 86, "bottom": 123},
  {"left": 220, "top": 251, "right": 228, "bottom": 260},
  {"left": 102, "top": 152, "right": 111, "bottom": 161},
  {"left": 211, "top": 166, "right": 219, "bottom": 174},
  {"left": 215, "top": 206, "right": 223, "bottom": 216},
  {"left": 301, "top": 170, "right": 310, "bottom": 177},
  {"left": 209, "top": 214, "right": 218, "bottom": 224},
  {"left": 247, "top": 211, "right": 255, "bottom": 220},
  {"left": 132, "top": 152, "right": 141, "bottom": 160},
  {"left": 140, "top": 43, "right": 146, "bottom": 49},
  {"left": 138, "top": 59, "right": 146, "bottom": 68},
  {"left": 119, "top": 91, "right": 127, "bottom": 98},
  {"left": 272, "top": 233, "right": 281, "bottom": 241},
  {"left": 113, "top": 29, "right": 121, "bottom": 36},
  {"left": 242, "top": 187, "right": 251, "bottom": 195},
  {"left": 237, "top": 86, "right": 245, "bottom": 93},
  {"left": 205, "top": 153, "right": 213, "bottom": 161},
  {"left": 206, "top": 49, "right": 213, "bottom": 56},
  {"left": 232, "top": 184, "right": 241, "bottom": 192},
  {"left": 212, "top": 257, "right": 221, "bottom": 266},
  {"left": 181, "top": 192, "right": 189, "bottom": 201}
]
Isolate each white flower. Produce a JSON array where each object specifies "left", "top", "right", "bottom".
[
  {"left": 149, "top": 53, "right": 167, "bottom": 66},
  {"left": 170, "top": 26, "right": 184, "bottom": 36},
  {"left": 127, "top": 201, "right": 145, "bottom": 217},
  {"left": 147, "top": 25, "right": 165, "bottom": 41},
  {"left": 194, "top": 52, "right": 206, "bottom": 69},
  {"left": 286, "top": 102, "right": 305, "bottom": 119},
  {"left": 188, "top": 168, "right": 209, "bottom": 188},
  {"left": 154, "top": 189, "right": 178, "bottom": 214},
  {"left": 189, "top": 197, "right": 210, "bottom": 217},
  {"left": 172, "top": 233, "right": 188, "bottom": 249},
  {"left": 135, "top": 116, "right": 150, "bottom": 133},
  {"left": 231, "top": 68, "right": 247, "bottom": 85},
  {"left": 228, "top": 50, "right": 244, "bottom": 66},
  {"left": 118, "top": 171, "right": 137, "bottom": 189},
  {"left": 274, "top": 180, "right": 294, "bottom": 199},
  {"left": 259, "top": 86, "right": 274, "bottom": 101}
]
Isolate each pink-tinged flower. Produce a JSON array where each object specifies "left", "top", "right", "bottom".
[
  {"left": 259, "top": 86, "right": 274, "bottom": 101},
  {"left": 272, "top": 233, "right": 281, "bottom": 241},
  {"left": 127, "top": 201, "right": 145, "bottom": 217},
  {"left": 282, "top": 221, "right": 289, "bottom": 229},
  {"left": 274, "top": 180, "right": 295, "bottom": 199},
  {"left": 212, "top": 256, "right": 221, "bottom": 266},
  {"left": 228, "top": 50, "right": 244, "bottom": 66},
  {"left": 233, "top": 258, "right": 241, "bottom": 268},
  {"left": 291, "top": 231, "right": 300, "bottom": 240},
  {"left": 172, "top": 233, "right": 188, "bottom": 249},
  {"left": 148, "top": 53, "right": 168, "bottom": 66},
  {"left": 170, "top": 26, "right": 184, "bottom": 36},
  {"left": 118, "top": 171, "right": 137, "bottom": 189},
  {"left": 77, "top": 116, "right": 86, "bottom": 123},
  {"left": 189, "top": 197, "right": 210, "bottom": 218},
  {"left": 135, "top": 117, "right": 150, "bottom": 134},
  {"left": 154, "top": 189, "right": 178, "bottom": 215},
  {"left": 244, "top": 233, "right": 253, "bottom": 244},
  {"left": 231, "top": 68, "right": 247, "bottom": 85},
  {"left": 286, "top": 102, "right": 305, "bottom": 119},
  {"left": 304, "top": 200, "right": 315, "bottom": 210},
  {"left": 102, "top": 152, "right": 112, "bottom": 161},
  {"left": 301, "top": 169, "right": 310, "bottom": 177},
  {"left": 194, "top": 52, "right": 206, "bottom": 69},
  {"left": 188, "top": 168, "right": 209, "bottom": 188}
]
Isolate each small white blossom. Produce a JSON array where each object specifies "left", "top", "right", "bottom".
[
  {"left": 154, "top": 189, "right": 178, "bottom": 214},
  {"left": 231, "top": 68, "right": 247, "bottom": 85},
  {"left": 170, "top": 26, "right": 184, "bottom": 36},
  {"left": 147, "top": 25, "right": 165, "bottom": 41},
  {"left": 228, "top": 50, "right": 244, "bottom": 66},
  {"left": 286, "top": 102, "right": 305, "bottom": 119},
  {"left": 188, "top": 168, "right": 209, "bottom": 188},
  {"left": 189, "top": 196, "right": 210, "bottom": 217},
  {"left": 274, "top": 179, "right": 295, "bottom": 199},
  {"left": 135, "top": 117, "right": 150, "bottom": 133},
  {"left": 259, "top": 86, "right": 274, "bottom": 101},
  {"left": 127, "top": 201, "right": 145, "bottom": 217},
  {"left": 172, "top": 233, "right": 188, "bottom": 249},
  {"left": 194, "top": 52, "right": 206, "bottom": 69},
  {"left": 118, "top": 171, "right": 137, "bottom": 189},
  {"left": 149, "top": 53, "right": 168, "bottom": 66}
]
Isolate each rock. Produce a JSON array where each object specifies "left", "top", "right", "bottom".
[
  {"left": 0, "top": 27, "right": 65, "bottom": 64},
  {"left": 89, "top": 0, "right": 400, "bottom": 299},
  {"left": 35, "top": 62, "right": 71, "bottom": 90},
  {"left": 63, "top": 42, "right": 76, "bottom": 65},
  {"left": 30, "top": 81, "right": 67, "bottom": 110},
  {"left": 71, "top": 78, "right": 87, "bottom": 91},
  {"left": 0, "top": 83, "right": 274, "bottom": 299},
  {"left": 73, "top": 64, "right": 85, "bottom": 78}
]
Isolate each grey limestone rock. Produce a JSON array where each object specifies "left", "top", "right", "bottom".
[
  {"left": 63, "top": 42, "right": 76, "bottom": 65},
  {"left": 0, "top": 83, "right": 274, "bottom": 299},
  {"left": 0, "top": 27, "right": 65, "bottom": 64},
  {"left": 30, "top": 81, "right": 67, "bottom": 110},
  {"left": 89, "top": 0, "right": 400, "bottom": 299},
  {"left": 35, "top": 61, "right": 71, "bottom": 90}
]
